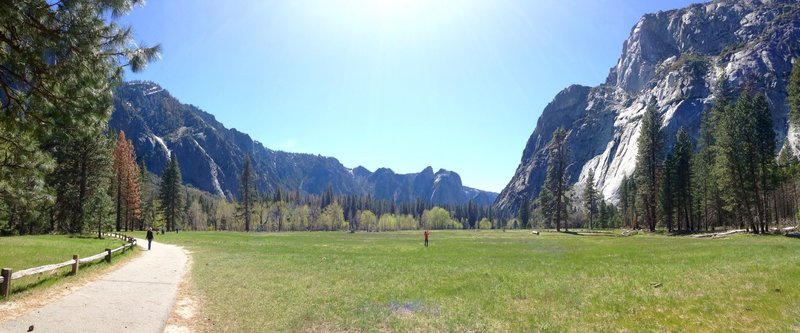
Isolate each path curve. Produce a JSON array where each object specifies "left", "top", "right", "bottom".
[{"left": 0, "top": 239, "right": 188, "bottom": 333}]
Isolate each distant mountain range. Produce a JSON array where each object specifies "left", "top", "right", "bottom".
[
  {"left": 495, "top": 0, "right": 800, "bottom": 212},
  {"left": 110, "top": 81, "right": 497, "bottom": 205}
]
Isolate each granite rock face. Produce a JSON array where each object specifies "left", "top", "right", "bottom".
[
  {"left": 496, "top": 0, "right": 800, "bottom": 212},
  {"left": 110, "top": 82, "right": 497, "bottom": 205}
]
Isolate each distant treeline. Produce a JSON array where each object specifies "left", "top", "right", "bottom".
[{"left": 174, "top": 181, "right": 502, "bottom": 232}]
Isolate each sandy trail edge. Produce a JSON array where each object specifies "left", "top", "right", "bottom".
[{"left": 0, "top": 239, "right": 188, "bottom": 333}]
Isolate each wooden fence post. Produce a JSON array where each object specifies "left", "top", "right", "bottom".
[
  {"left": 105, "top": 249, "right": 112, "bottom": 263},
  {"left": 1, "top": 268, "right": 12, "bottom": 298},
  {"left": 71, "top": 255, "right": 79, "bottom": 275}
]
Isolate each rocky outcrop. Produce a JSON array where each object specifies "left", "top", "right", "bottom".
[
  {"left": 111, "top": 82, "right": 497, "bottom": 204},
  {"left": 496, "top": 0, "right": 800, "bottom": 212}
]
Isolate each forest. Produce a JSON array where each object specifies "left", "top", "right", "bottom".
[{"left": 525, "top": 70, "right": 800, "bottom": 234}]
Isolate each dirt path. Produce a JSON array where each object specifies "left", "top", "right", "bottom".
[{"left": 0, "top": 239, "right": 188, "bottom": 333}]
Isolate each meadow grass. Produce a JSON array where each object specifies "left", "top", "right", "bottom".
[
  {"left": 147, "top": 230, "right": 798, "bottom": 332},
  {"left": 0, "top": 235, "right": 137, "bottom": 299}
]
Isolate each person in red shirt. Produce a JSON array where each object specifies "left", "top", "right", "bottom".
[{"left": 424, "top": 230, "right": 430, "bottom": 247}]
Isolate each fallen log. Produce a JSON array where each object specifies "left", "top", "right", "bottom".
[
  {"left": 781, "top": 225, "right": 798, "bottom": 233},
  {"left": 621, "top": 230, "right": 638, "bottom": 237},
  {"left": 531, "top": 230, "right": 540, "bottom": 235},
  {"left": 692, "top": 229, "right": 747, "bottom": 239}
]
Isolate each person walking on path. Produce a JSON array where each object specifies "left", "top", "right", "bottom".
[
  {"left": 146, "top": 227, "right": 154, "bottom": 250},
  {"left": 424, "top": 230, "right": 430, "bottom": 247}
]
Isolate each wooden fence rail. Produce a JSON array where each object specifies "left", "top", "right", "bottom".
[{"left": 0, "top": 233, "right": 137, "bottom": 298}]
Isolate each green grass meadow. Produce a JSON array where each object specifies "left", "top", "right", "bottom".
[
  {"left": 147, "top": 230, "right": 800, "bottom": 332},
  {"left": 0, "top": 235, "right": 137, "bottom": 299}
]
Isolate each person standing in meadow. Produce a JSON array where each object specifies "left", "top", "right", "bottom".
[{"left": 424, "top": 230, "right": 430, "bottom": 247}]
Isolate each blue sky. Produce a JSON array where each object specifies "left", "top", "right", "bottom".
[{"left": 120, "top": 0, "right": 699, "bottom": 193}]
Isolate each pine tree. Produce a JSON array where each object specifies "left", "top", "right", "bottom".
[
  {"left": 672, "top": 128, "right": 693, "bottom": 231},
  {"left": 635, "top": 97, "right": 664, "bottom": 232},
  {"left": 518, "top": 196, "right": 530, "bottom": 229},
  {"left": 49, "top": 130, "right": 113, "bottom": 234},
  {"left": 714, "top": 92, "right": 776, "bottom": 233},
  {"left": 583, "top": 168, "right": 598, "bottom": 229},
  {"left": 542, "top": 127, "right": 571, "bottom": 232},
  {"left": 322, "top": 184, "right": 334, "bottom": 209},
  {"left": 789, "top": 59, "right": 800, "bottom": 126},
  {"left": 159, "top": 154, "right": 183, "bottom": 231},
  {"left": 620, "top": 175, "right": 630, "bottom": 228},
  {"left": 239, "top": 154, "right": 256, "bottom": 232},
  {"left": 692, "top": 109, "right": 721, "bottom": 231},
  {"left": 660, "top": 153, "right": 676, "bottom": 232},
  {"left": 0, "top": 1, "right": 159, "bottom": 235}
]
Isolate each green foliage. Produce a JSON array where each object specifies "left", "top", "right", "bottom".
[
  {"left": 692, "top": 108, "right": 725, "bottom": 231},
  {"left": 635, "top": 97, "right": 664, "bottom": 231},
  {"left": 789, "top": 60, "right": 800, "bottom": 125},
  {"left": 238, "top": 155, "right": 256, "bottom": 232},
  {"left": 659, "top": 152, "right": 676, "bottom": 231},
  {"left": 85, "top": 190, "right": 115, "bottom": 238},
  {"left": 359, "top": 210, "right": 378, "bottom": 232},
  {"left": 0, "top": 0, "right": 158, "bottom": 235},
  {"left": 159, "top": 154, "right": 183, "bottom": 231},
  {"left": 422, "top": 207, "right": 460, "bottom": 229},
  {"left": 478, "top": 217, "right": 492, "bottom": 229},
  {"left": 542, "top": 127, "right": 571, "bottom": 231},
  {"left": 50, "top": 131, "right": 114, "bottom": 234},
  {"left": 518, "top": 196, "right": 531, "bottom": 229},
  {"left": 377, "top": 214, "right": 397, "bottom": 231},
  {"left": 583, "top": 168, "right": 598, "bottom": 229},
  {"left": 670, "top": 128, "right": 694, "bottom": 231},
  {"left": 714, "top": 92, "right": 776, "bottom": 233},
  {"left": 319, "top": 202, "right": 346, "bottom": 231}
]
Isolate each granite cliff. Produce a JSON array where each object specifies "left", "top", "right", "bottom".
[{"left": 496, "top": 0, "right": 800, "bottom": 212}]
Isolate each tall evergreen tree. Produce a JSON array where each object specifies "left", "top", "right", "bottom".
[
  {"left": 159, "top": 154, "right": 183, "bottom": 231},
  {"left": 583, "top": 168, "right": 598, "bottom": 229},
  {"left": 635, "top": 97, "right": 664, "bottom": 231},
  {"left": 518, "top": 196, "right": 530, "bottom": 229},
  {"left": 239, "top": 154, "right": 256, "bottom": 232},
  {"left": 714, "top": 92, "right": 776, "bottom": 233},
  {"left": 542, "top": 127, "right": 571, "bottom": 231},
  {"left": 693, "top": 109, "right": 721, "bottom": 231},
  {"left": 789, "top": 59, "right": 800, "bottom": 126},
  {"left": 672, "top": 128, "right": 693, "bottom": 231},
  {"left": 49, "top": 129, "right": 113, "bottom": 234},
  {"left": 322, "top": 184, "right": 334, "bottom": 209},
  {"left": 619, "top": 175, "right": 630, "bottom": 228},
  {"left": 660, "top": 153, "right": 676, "bottom": 232}
]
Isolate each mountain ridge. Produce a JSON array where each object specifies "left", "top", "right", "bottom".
[{"left": 110, "top": 81, "right": 498, "bottom": 205}]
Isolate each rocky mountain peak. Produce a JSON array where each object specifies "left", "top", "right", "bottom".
[
  {"left": 496, "top": 0, "right": 800, "bottom": 212},
  {"left": 110, "top": 82, "right": 498, "bottom": 205}
]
